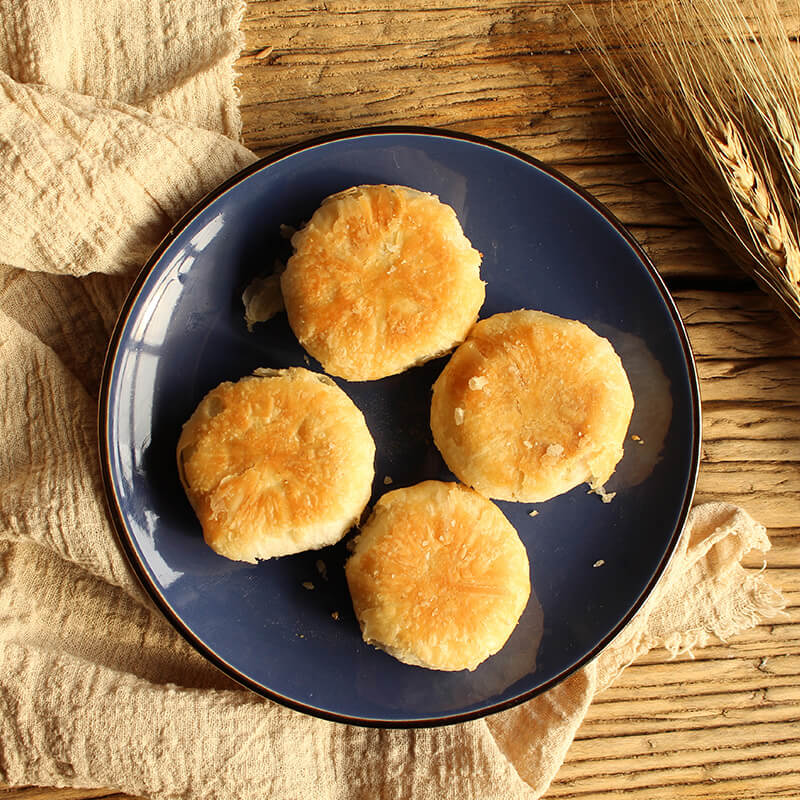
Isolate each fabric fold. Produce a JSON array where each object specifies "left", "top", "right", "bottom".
[
  {"left": 0, "top": 0, "right": 245, "bottom": 137},
  {"left": 0, "top": 71, "right": 255, "bottom": 279}
]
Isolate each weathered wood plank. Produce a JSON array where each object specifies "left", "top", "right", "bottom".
[
  {"left": 633, "top": 226, "right": 741, "bottom": 281},
  {"left": 676, "top": 290, "right": 800, "bottom": 360},
  {"left": 701, "top": 406, "right": 800, "bottom": 463},
  {"left": 695, "top": 464, "right": 800, "bottom": 527},
  {"left": 703, "top": 436, "right": 800, "bottom": 463},
  {"left": 575, "top": 692, "right": 800, "bottom": 739},
  {"left": 696, "top": 360, "right": 800, "bottom": 404},
  {"left": 603, "top": 654, "right": 800, "bottom": 697},
  {"left": 563, "top": 728, "right": 800, "bottom": 773},
  {"left": 547, "top": 774, "right": 800, "bottom": 800},
  {"left": 546, "top": 753, "right": 800, "bottom": 796}
]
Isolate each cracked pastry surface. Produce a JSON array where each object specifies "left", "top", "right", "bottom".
[
  {"left": 177, "top": 367, "right": 375, "bottom": 562},
  {"left": 345, "top": 481, "right": 530, "bottom": 672},
  {"left": 430, "top": 310, "right": 634, "bottom": 503},
  {"left": 281, "top": 184, "right": 485, "bottom": 381}
]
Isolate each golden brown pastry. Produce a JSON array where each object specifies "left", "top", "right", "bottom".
[
  {"left": 177, "top": 367, "right": 375, "bottom": 562},
  {"left": 430, "top": 310, "right": 635, "bottom": 503},
  {"left": 281, "top": 185, "right": 485, "bottom": 381},
  {"left": 345, "top": 481, "right": 530, "bottom": 671}
]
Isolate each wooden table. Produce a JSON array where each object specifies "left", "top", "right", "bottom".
[{"left": 4, "top": 2, "right": 798, "bottom": 799}]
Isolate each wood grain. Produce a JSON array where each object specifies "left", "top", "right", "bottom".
[{"left": 5, "top": 1, "right": 799, "bottom": 800}]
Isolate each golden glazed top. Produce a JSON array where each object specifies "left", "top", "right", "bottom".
[
  {"left": 177, "top": 368, "right": 375, "bottom": 562},
  {"left": 281, "top": 185, "right": 484, "bottom": 381},
  {"left": 430, "top": 310, "right": 635, "bottom": 503},
  {"left": 346, "top": 481, "right": 530, "bottom": 671}
]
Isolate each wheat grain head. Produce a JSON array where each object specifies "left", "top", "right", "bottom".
[{"left": 577, "top": 0, "right": 800, "bottom": 326}]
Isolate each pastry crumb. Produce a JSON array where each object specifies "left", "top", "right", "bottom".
[
  {"left": 302, "top": 581, "right": 315, "bottom": 590},
  {"left": 315, "top": 560, "right": 327, "bottom": 580},
  {"left": 303, "top": 354, "right": 311, "bottom": 366},
  {"left": 454, "top": 407, "right": 465, "bottom": 426},
  {"left": 528, "top": 509, "right": 539, "bottom": 517},
  {"left": 331, "top": 611, "right": 340, "bottom": 621},
  {"left": 383, "top": 475, "right": 393, "bottom": 485},
  {"left": 588, "top": 482, "right": 617, "bottom": 504},
  {"left": 468, "top": 376, "right": 488, "bottom": 391},
  {"left": 593, "top": 559, "right": 605, "bottom": 568},
  {"left": 632, "top": 434, "right": 644, "bottom": 445},
  {"left": 279, "top": 223, "right": 297, "bottom": 238},
  {"left": 242, "top": 274, "right": 284, "bottom": 331}
]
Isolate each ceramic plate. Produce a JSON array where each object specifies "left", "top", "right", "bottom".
[{"left": 99, "top": 127, "right": 701, "bottom": 727}]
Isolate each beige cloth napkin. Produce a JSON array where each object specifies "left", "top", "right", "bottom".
[{"left": 0, "top": 1, "right": 786, "bottom": 798}]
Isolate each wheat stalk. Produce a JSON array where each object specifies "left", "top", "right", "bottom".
[
  {"left": 707, "top": 119, "right": 800, "bottom": 284},
  {"left": 577, "top": 0, "right": 800, "bottom": 328}
]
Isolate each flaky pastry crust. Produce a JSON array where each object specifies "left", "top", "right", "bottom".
[
  {"left": 177, "top": 367, "right": 375, "bottom": 562},
  {"left": 345, "top": 481, "right": 530, "bottom": 671},
  {"left": 430, "top": 310, "right": 634, "bottom": 502},
  {"left": 281, "top": 185, "right": 485, "bottom": 381}
]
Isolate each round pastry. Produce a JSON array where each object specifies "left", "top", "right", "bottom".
[
  {"left": 281, "top": 184, "right": 485, "bottom": 381},
  {"left": 430, "top": 310, "right": 635, "bottom": 503},
  {"left": 345, "top": 481, "right": 530, "bottom": 672},
  {"left": 177, "top": 367, "right": 375, "bottom": 563}
]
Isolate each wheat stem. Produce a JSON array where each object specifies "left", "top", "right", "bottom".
[{"left": 578, "top": 0, "right": 800, "bottom": 326}]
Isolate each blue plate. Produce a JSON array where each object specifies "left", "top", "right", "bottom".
[{"left": 99, "top": 127, "right": 700, "bottom": 727}]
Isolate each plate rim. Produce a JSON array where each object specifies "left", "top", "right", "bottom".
[{"left": 98, "top": 124, "right": 702, "bottom": 728}]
